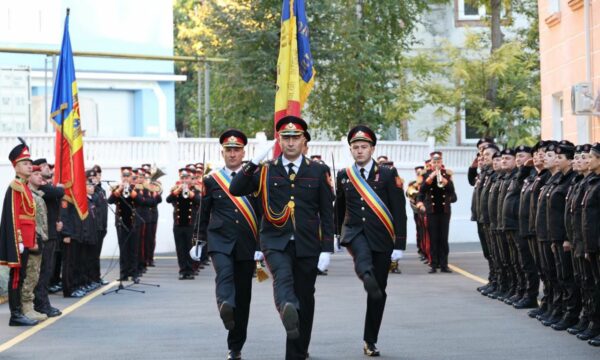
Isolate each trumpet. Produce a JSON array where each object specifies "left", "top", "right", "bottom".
[
  {"left": 182, "top": 183, "right": 190, "bottom": 199},
  {"left": 121, "top": 182, "right": 130, "bottom": 198},
  {"left": 436, "top": 167, "right": 444, "bottom": 188}
]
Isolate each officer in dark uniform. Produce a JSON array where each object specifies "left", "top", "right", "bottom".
[
  {"left": 485, "top": 151, "right": 507, "bottom": 300},
  {"left": 31, "top": 158, "right": 64, "bottom": 317},
  {"left": 565, "top": 144, "right": 593, "bottom": 335},
  {"left": 230, "top": 116, "right": 334, "bottom": 360},
  {"left": 91, "top": 165, "right": 109, "bottom": 285},
  {"left": 583, "top": 143, "right": 600, "bottom": 345},
  {"left": 497, "top": 148, "right": 521, "bottom": 305},
  {"left": 108, "top": 167, "right": 144, "bottom": 281},
  {"left": 535, "top": 141, "right": 563, "bottom": 326},
  {"left": 334, "top": 125, "right": 406, "bottom": 356},
  {"left": 166, "top": 169, "right": 200, "bottom": 279},
  {"left": 526, "top": 141, "right": 552, "bottom": 319},
  {"left": 198, "top": 129, "right": 260, "bottom": 360},
  {"left": 545, "top": 142, "right": 580, "bottom": 330},
  {"left": 417, "top": 151, "right": 456, "bottom": 274},
  {"left": 508, "top": 146, "right": 539, "bottom": 309}
]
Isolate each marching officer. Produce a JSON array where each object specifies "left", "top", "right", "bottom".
[
  {"left": 0, "top": 139, "right": 38, "bottom": 326},
  {"left": 166, "top": 168, "right": 200, "bottom": 279},
  {"left": 230, "top": 116, "right": 334, "bottom": 360},
  {"left": 417, "top": 151, "right": 456, "bottom": 274},
  {"left": 198, "top": 129, "right": 260, "bottom": 360},
  {"left": 335, "top": 125, "right": 407, "bottom": 356}
]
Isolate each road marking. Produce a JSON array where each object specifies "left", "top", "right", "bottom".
[
  {"left": 100, "top": 256, "right": 178, "bottom": 260},
  {"left": 0, "top": 280, "right": 118, "bottom": 353},
  {"left": 448, "top": 264, "right": 487, "bottom": 284}
]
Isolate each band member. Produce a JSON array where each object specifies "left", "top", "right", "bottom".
[
  {"left": 335, "top": 125, "right": 407, "bottom": 356},
  {"left": 230, "top": 116, "right": 334, "bottom": 360},
  {"left": 417, "top": 151, "right": 457, "bottom": 273},
  {"left": 166, "top": 169, "right": 200, "bottom": 279},
  {"left": 0, "top": 139, "right": 38, "bottom": 326},
  {"left": 407, "top": 166, "right": 426, "bottom": 262},
  {"left": 144, "top": 166, "right": 163, "bottom": 267},
  {"left": 198, "top": 129, "right": 260, "bottom": 360},
  {"left": 132, "top": 168, "right": 152, "bottom": 275},
  {"left": 91, "top": 165, "right": 109, "bottom": 285},
  {"left": 108, "top": 167, "right": 144, "bottom": 282}
]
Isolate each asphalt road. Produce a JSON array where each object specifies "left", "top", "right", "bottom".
[{"left": 0, "top": 243, "right": 598, "bottom": 359}]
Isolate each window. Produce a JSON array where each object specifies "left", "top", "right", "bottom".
[
  {"left": 552, "top": 93, "right": 564, "bottom": 139},
  {"left": 460, "top": 106, "right": 485, "bottom": 144},
  {"left": 547, "top": 0, "right": 560, "bottom": 14},
  {"left": 457, "top": 0, "right": 486, "bottom": 21}
]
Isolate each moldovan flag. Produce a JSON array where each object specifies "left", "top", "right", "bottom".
[
  {"left": 273, "top": 0, "right": 316, "bottom": 156},
  {"left": 50, "top": 11, "right": 88, "bottom": 220}
]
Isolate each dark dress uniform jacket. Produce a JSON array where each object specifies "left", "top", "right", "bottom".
[
  {"left": 60, "top": 199, "right": 98, "bottom": 244},
  {"left": 198, "top": 172, "right": 259, "bottom": 261},
  {"left": 582, "top": 174, "right": 600, "bottom": 253},
  {"left": 518, "top": 168, "right": 537, "bottom": 238},
  {"left": 528, "top": 169, "right": 550, "bottom": 235},
  {"left": 229, "top": 156, "right": 334, "bottom": 257},
  {"left": 478, "top": 170, "right": 496, "bottom": 224},
  {"left": 418, "top": 170, "right": 457, "bottom": 216},
  {"left": 335, "top": 161, "right": 407, "bottom": 252},
  {"left": 502, "top": 167, "right": 529, "bottom": 231},
  {"left": 39, "top": 184, "right": 65, "bottom": 240},
  {"left": 545, "top": 170, "right": 576, "bottom": 243},
  {"left": 498, "top": 168, "right": 517, "bottom": 231},
  {"left": 107, "top": 186, "right": 147, "bottom": 228},
  {"left": 566, "top": 174, "right": 591, "bottom": 257},
  {"left": 535, "top": 172, "right": 562, "bottom": 242},
  {"left": 488, "top": 173, "right": 502, "bottom": 231},
  {"left": 94, "top": 185, "right": 108, "bottom": 233},
  {"left": 166, "top": 190, "right": 201, "bottom": 226}
]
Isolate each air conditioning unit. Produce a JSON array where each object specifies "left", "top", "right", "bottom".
[{"left": 571, "top": 82, "right": 594, "bottom": 114}]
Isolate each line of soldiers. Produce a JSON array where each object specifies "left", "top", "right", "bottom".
[
  {"left": 470, "top": 138, "right": 600, "bottom": 347},
  {"left": 0, "top": 140, "right": 110, "bottom": 326},
  {"left": 108, "top": 165, "right": 162, "bottom": 282}
]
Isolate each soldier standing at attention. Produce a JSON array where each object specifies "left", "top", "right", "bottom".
[
  {"left": 230, "top": 116, "right": 334, "bottom": 360},
  {"left": 199, "top": 129, "right": 261, "bottom": 360},
  {"left": 335, "top": 125, "right": 407, "bottom": 356},
  {"left": 417, "top": 151, "right": 456, "bottom": 274}
]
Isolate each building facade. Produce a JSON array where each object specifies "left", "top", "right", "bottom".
[
  {"left": 0, "top": 0, "right": 183, "bottom": 138},
  {"left": 538, "top": 0, "right": 600, "bottom": 142}
]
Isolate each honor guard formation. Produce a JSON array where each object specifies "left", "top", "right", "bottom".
[
  {"left": 470, "top": 138, "right": 600, "bottom": 347},
  {"left": 2, "top": 123, "right": 600, "bottom": 358}
]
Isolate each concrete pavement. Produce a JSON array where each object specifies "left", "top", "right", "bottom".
[{"left": 0, "top": 243, "right": 598, "bottom": 359}]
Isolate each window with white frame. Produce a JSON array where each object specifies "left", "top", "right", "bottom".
[
  {"left": 547, "top": 0, "right": 560, "bottom": 14},
  {"left": 460, "top": 106, "right": 485, "bottom": 144},
  {"left": 457, "top": 0, "right": 486, "bottom": 21},
  {"left": 552, "top": 93, "right": 564, "bottom": 140}
]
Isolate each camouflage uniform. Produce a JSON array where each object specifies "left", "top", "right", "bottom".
[{"left": 21, "top": 186, "right": 48, "bottom": 321}]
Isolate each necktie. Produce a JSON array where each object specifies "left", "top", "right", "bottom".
[
  {"left": 360, "top": 168, "right": 366, "bottom": 180},
  {"left": 287, "top": 163, "right": 296, "bottom": 180},
  {"left": 230, "top": 172, "right": 237, "bottom": 178}
]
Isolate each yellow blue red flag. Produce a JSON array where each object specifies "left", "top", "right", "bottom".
[
  {"left": 50, "top": 10, "right": 88, "bottom": 220},
  {"left": 274, "top": 0, "right": 316, "bottom": 156}
]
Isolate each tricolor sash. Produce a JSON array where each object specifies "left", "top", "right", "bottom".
[
  {"left": 345, "top": 165, "right": 394, "bottom": 238},
  {"left": 212, "top": 170, "right": 259, "bottom": 240},
  {"left": 256, "top": 164, "right": 294, "bottom": 228}
]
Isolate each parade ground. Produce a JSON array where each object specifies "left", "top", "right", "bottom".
[{"left": 0, "top": 243, "right": 597, "bottom": 360}]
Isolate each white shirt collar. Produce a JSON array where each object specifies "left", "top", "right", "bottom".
[
  {"left": 357, "top": 160, "right": 374, "bottom": 177},
  {"left": 224, "top": 166, "right": 242, "bottom": 177},
  {"left": 281, "top": 156, "right": 303, "bottom": 172}
]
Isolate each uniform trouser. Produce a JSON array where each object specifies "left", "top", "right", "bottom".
[
  {"left": 493, "top": 230, "right": 512, "bottom": 293},
  {"left": 505, "top": 231, "right": 526, "bottom": 296},
  {"left": 483, "top": 225, "right": 500, "bottom": 288},
  {"left": 477, "top": 222, "right": 495, "bottom": 284},
  {"left": 588, "top": 254, "right": 600, "bottom": 325},
  {"left": 145, "top": 222, "right": 157, "bottom": 265},
  {"left": 34, "top": 240, "right": 56, "bottom": 310},
  {"left": 138, "top": 223, "right": 147, "bottom": 273},
  {"left": 509, "top": 233, "right": 539, "bottom": 299},
  {"left": 173, "top": 226, "right": 194, "bottom": 275},
  {"left": 552, "top": 242, "right": 580, "bottom": 319},
  {"left": 346, "top": 233, "right": 391, "bottom": 345},
  {"left": 265, "top": 241, "right": 318, "bottom": 360},
  {"left": 574, "top": 254, "right": 593, "bottom": 320},
  {"left": 211, "top": 251, "right": 254, "bottom": 352},
  {"left": 50, "top": 246, "right": 62, "bottom": 286},
  {"left": 415, "top": 213, "right": 423, "bottom": 255},
  {"left": 8, "top": 249, "right": 29, "bottom": 315},
  {"left": 528, "top": 236, "right": 547, "bottom": 309},
  {"left": 62, "top": 241, "right": 80, "bottom": 296},
  {"left": 21, "top": 250, "right": 42, "bottom": 306},
  {"left": 117, "top": 223, "right": 139, "bottom": 279},
  {"left": 427, "top": 213, "right": 450, "bottom": 268},
  {"left": 80, "top": 243, "right": 95, "bottom": 286},
  {"left": 91, "top": 231, "right": 106, "bottom": 282},
  {"left": 540, "top": 242, "right": 560, "bottom": 314}
]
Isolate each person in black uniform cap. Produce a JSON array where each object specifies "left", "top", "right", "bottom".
[
  {"left": 334, "top": 125, "right": 407, "bottom": 356},
  {"left": 198, "top": 129, "right": 260, "bottom": 360},
  {"left": 230, "top": 115, "right": 334, "bottom": 360},
  {"left": 417, "top": 151, "right": 457, "bottom": 274}
]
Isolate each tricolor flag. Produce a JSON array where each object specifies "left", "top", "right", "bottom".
[
  {"left": 50, "top": 10, "right": 88, "bottom": 220},
  {"left": 273, "top": 0, "right": 316, "bottom": 156}
]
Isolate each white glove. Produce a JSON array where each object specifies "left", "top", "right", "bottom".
[
  {"left": 254, "top": 251, "right": 264, "bottom": 261},
  {"left": 391, "top": 250, "right": 403, "bottom": 261},
  {"left": 251, "top": 141, "right": 274, "bottom": 165},
  {"left": 18, "top": 243, "right": 24, "bottom": 254},
  {"left": 317, "top": 252, "right": 331, "bottom": 272}
]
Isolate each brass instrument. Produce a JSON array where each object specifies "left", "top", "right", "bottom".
[
  {"left": 182, "top": 183, "right": 190, "bottom": 199},
  {"left": 407, "top": 184, "right": 420, "bottom": 201},
  {"left": 122, "top": 182, "right": 131, "bottom": 198},
  {"left": 436, "top": 167, "right": 444, "bottom": 188}
]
